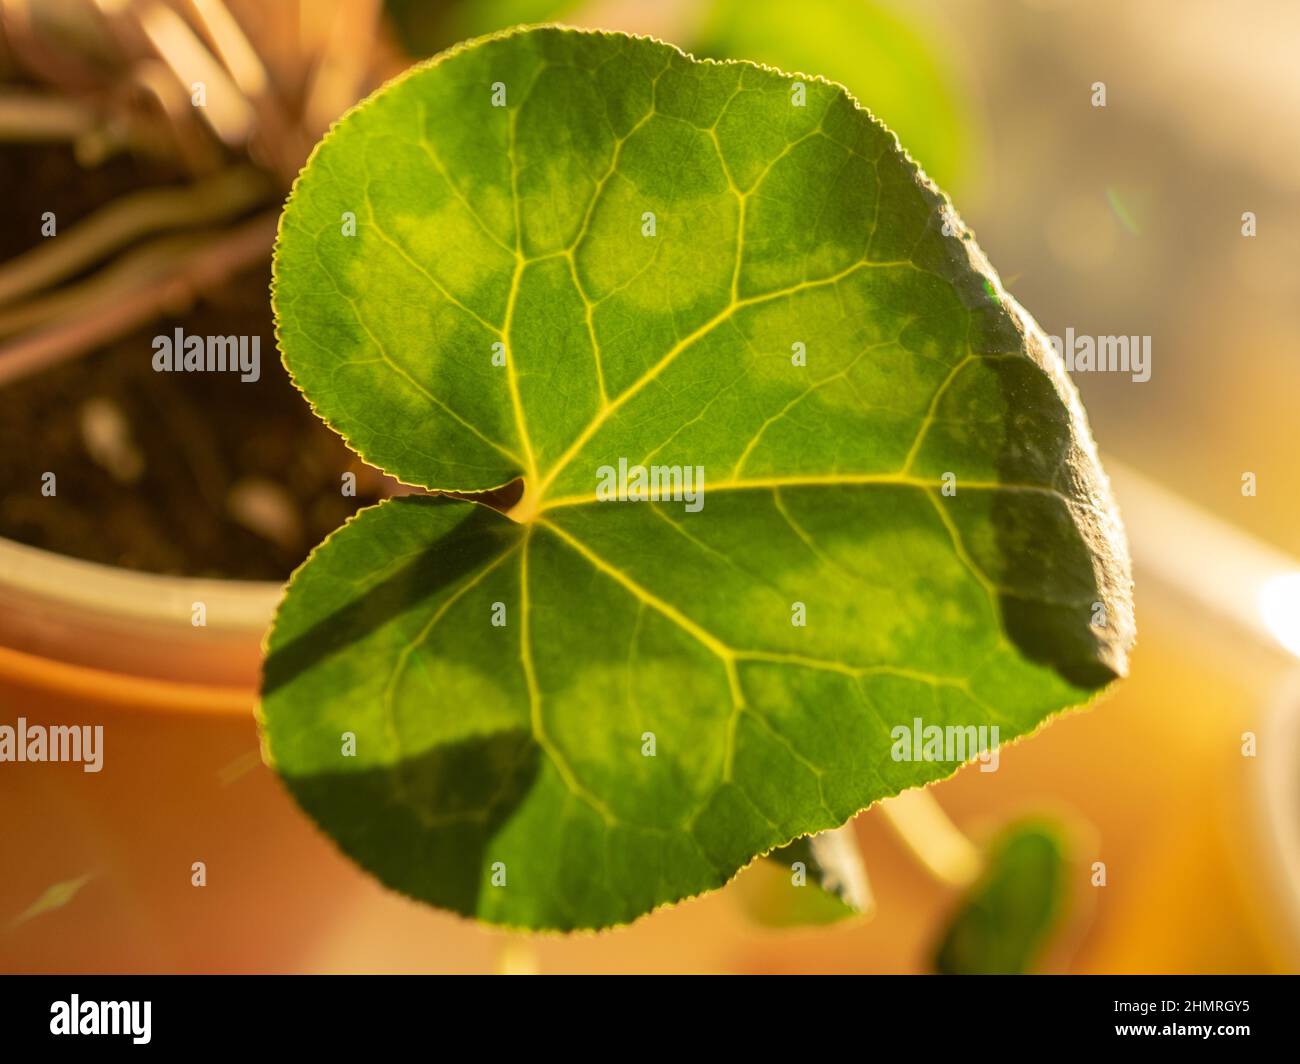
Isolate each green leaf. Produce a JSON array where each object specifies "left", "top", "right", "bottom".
[
  {"left": 933, "top": 818, "right": 1071, "bottom": 974},
  {"left": 264, "top": 26, "right": 1133, "bottom": 931}
]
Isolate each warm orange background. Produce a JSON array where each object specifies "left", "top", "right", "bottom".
[{"left": 3, "top": 0, "right": 1299, "bottom": 973}]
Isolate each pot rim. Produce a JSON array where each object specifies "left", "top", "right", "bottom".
[{"left": 0, "top": 533, "right": 281, "bottom": 633}]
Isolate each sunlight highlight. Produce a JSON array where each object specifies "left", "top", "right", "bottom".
[{"left": 1259, "top": 572, "right": 1300, "bottom": 659}]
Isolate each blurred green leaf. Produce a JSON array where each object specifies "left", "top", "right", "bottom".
[
  {"left": 933, "top": 818, "right": 1070, "bottom": 974},
  {"left": 696, "top": 0, "right": 971, "bottom": 191},
  {"left": 739, "top": 826, "right": 871, "bottom": 928},
  {"left": 384, "top": 0, "right": 972, "bottom": 193},
  {"left": 385, "top": 0, "right": 581, "bottom": 57}
]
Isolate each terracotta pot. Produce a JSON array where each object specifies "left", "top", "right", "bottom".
[{"left": 0, "top": 535, "right": 376, "bottom": 972}]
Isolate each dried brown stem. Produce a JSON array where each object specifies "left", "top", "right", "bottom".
[
  {"left": 0, "top": 210, "right": 278, "bottom": 388},
  {"left": 0, "top": 165, "right": 271, "bottom": 306}
]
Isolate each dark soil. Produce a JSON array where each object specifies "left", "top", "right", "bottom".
[{"left": 0, "top": 143, "right": 386, "bottom": 580}]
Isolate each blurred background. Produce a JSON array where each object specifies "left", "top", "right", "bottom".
[{"left": 1, "top": 0, "right": 1299, "bottom": 973}]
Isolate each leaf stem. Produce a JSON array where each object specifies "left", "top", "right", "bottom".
[{"left": 878, "top": 789, "right": 982, "bottom": 888}]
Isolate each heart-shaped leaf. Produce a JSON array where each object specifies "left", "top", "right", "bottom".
[{"left": 263, "top": 26, "right": 1133, "bottom": 930}]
